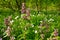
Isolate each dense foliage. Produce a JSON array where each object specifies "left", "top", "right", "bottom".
[{"left": 0, "top": 0, "right": 60, "bottom": 40}]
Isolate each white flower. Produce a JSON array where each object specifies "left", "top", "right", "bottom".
[
  {"left": 15, "top": 16, "right": 19, "bottom": 19},
  {"left": 31, "top": 24, "right": 34, "bottom": 27},
  {"left": 48, "top": 18, "right": 54, "bottom": 22},
  {"left": 40, "top": 21, "right": 42, "bottom": 23},
  {"left": 37, "top": 14, "right": 40, "bottom": 16},
  {"left": 32, "top": 15, "right": 34, "bottom": 16},
  {"left": 10, "top": 20, "right": 14, "bottom": 24},
  {"left": 25, "top": 27, "right": 27, "bottom": 30},
  {"left": 35, "top": 30, "right": 37, "bottom": 33}
]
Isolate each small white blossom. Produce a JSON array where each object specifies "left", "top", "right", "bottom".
[
  {"left": 48, "top": 18, "right": 54, "bottom": 22},
  {"left": 32, "top": 15, "right": 34, "bottom": 16},
  {"left": 25, "top": 27, "right": 27, "bottom": 30},
  {"left": 15, "top": 16, "right": 19, "bottom": 19},
  {"left": 10, "top": 20, "right": 14, "bottom": 24},
  {"left": 31, "top": 24, "right": 34, "bottom": 27},
  {"left": 40, "top": 21, "right": 42, "bottom": 23},
  {"left": 35, "top": 30, "right": 37, "bottom": 33}
]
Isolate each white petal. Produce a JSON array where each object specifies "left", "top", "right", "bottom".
[
  {"left": 35, "top": 30, "right": 37, "bottom": 33},
  {"left": 15, "top": 16, "right": 19, "bottom": 19}
]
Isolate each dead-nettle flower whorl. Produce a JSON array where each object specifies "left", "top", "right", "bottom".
[
  {"left": 40, "top": 20, "right": 46, "bottom": 27},
  {"left": 10, "top": 36, "right": 15, "bottom": 40},
  {"left": 52, "top": 37, "right": 57, "bottom": 40},
  {"left": 8, "top": 16, "right": 12, "bottom": 21},
  {"left": 0, "top": 38, "right": 2, "bottom": 40},
  {"left": 21, "top": 3, "right": 26, "bottom": 13},
  {"left": 22, "top": 3, "right": 25, "bottom": 7},
  {"left": 40, "top": 34, "right": 45, "bottom": 39},
  {"left": 4, "top": 18, "right": 9, "bottom": 26},
  {"left": 6, "top": 26, "right": 11, "bottom": 36},
  {"left": 26, "top": 8, "right": 30, "bottom": 16},
  {"left": 23, "top": 16, "right": 27, "bottom": 19},
  {"left": 54, "top": 29, "right": 58, "bottom": 37}
]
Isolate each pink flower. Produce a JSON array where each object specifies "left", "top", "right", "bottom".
[
  {"left": 0, "top": 38, "right": 2, "bottom": 40},
  {"left": 54, "top": 29, "right": 58, "bottom": 37},
  {"left": 21, "top": 3, "right": 26, "bottom": 13}
]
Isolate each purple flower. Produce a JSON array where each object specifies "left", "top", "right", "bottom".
[{"left": 0, "top": 38, "right": 2, "bottom": 40}]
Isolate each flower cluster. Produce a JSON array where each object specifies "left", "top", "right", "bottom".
[
  {"left": 10, "top": 36, "right": 15, "bottom": 40},
  {"left": 4, "top": 16, "right": 15, "bottom": 40},
  {"left": 21, "top": 3, "right": 30, "bottom": 20},
  {"left": 22, "top": 8, "right": 30, "bottom": 20},
  {"left": 53, "top": 29, "right": 58, "bottom": 37},
  {"left": 4, "top": 16, "right": 13, "bottom": 26},
  {"left": 48, "top": 29, "right": 59, "bottom": 40},
  {"left": 21, "top": 3, "right": 26, "bottom": 13},
  {"left": 5, "top": 26, "right": 11, "bottom": 36}
]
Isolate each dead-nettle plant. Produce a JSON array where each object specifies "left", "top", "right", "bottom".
[
  {"left": 8, "top": 16, "right": 12, "bottom": 21},
  {"left": 39, "top": 20, "right": 47, "bottom": 27},
  {"left": 4, "top": 16, "right": 14, "bottom": 38},
  {"left": 4, "top": 16, "right": 12, "bottom": 26},
  {"left": 26, "top": 8, "right": 30, "bottom": 17},
  {"left": 48, "top": 29, "right": 59, "bottom": 40},
  {"left": 39, "top": 20, "right": 49, "bottom": 33},
  {"left": 52, "top": 29, "right": 59, "bottom": 40},
  {"left": 5, "top": 26, "right": 11, "bottom": 37},
  {"left": 23, "top": 8, "right": 30, "bottom": 20},
  {"left": 40, "top": 33, "right": 45, "bottom": 39},
  {"left": 10, "top": 36, "right": 15, "bottom": 40},
  {"left": 53, "top": 29, "right": 58, "bottom": 37},
  {"left": 21, "top": 3, "right": 26, "bottom": 13},
  {"left": 21, "top": 3, "right": 30, "bottom": 20},
  {"left": 4, "top": 18, "right": 9, "bottom": 26}
]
